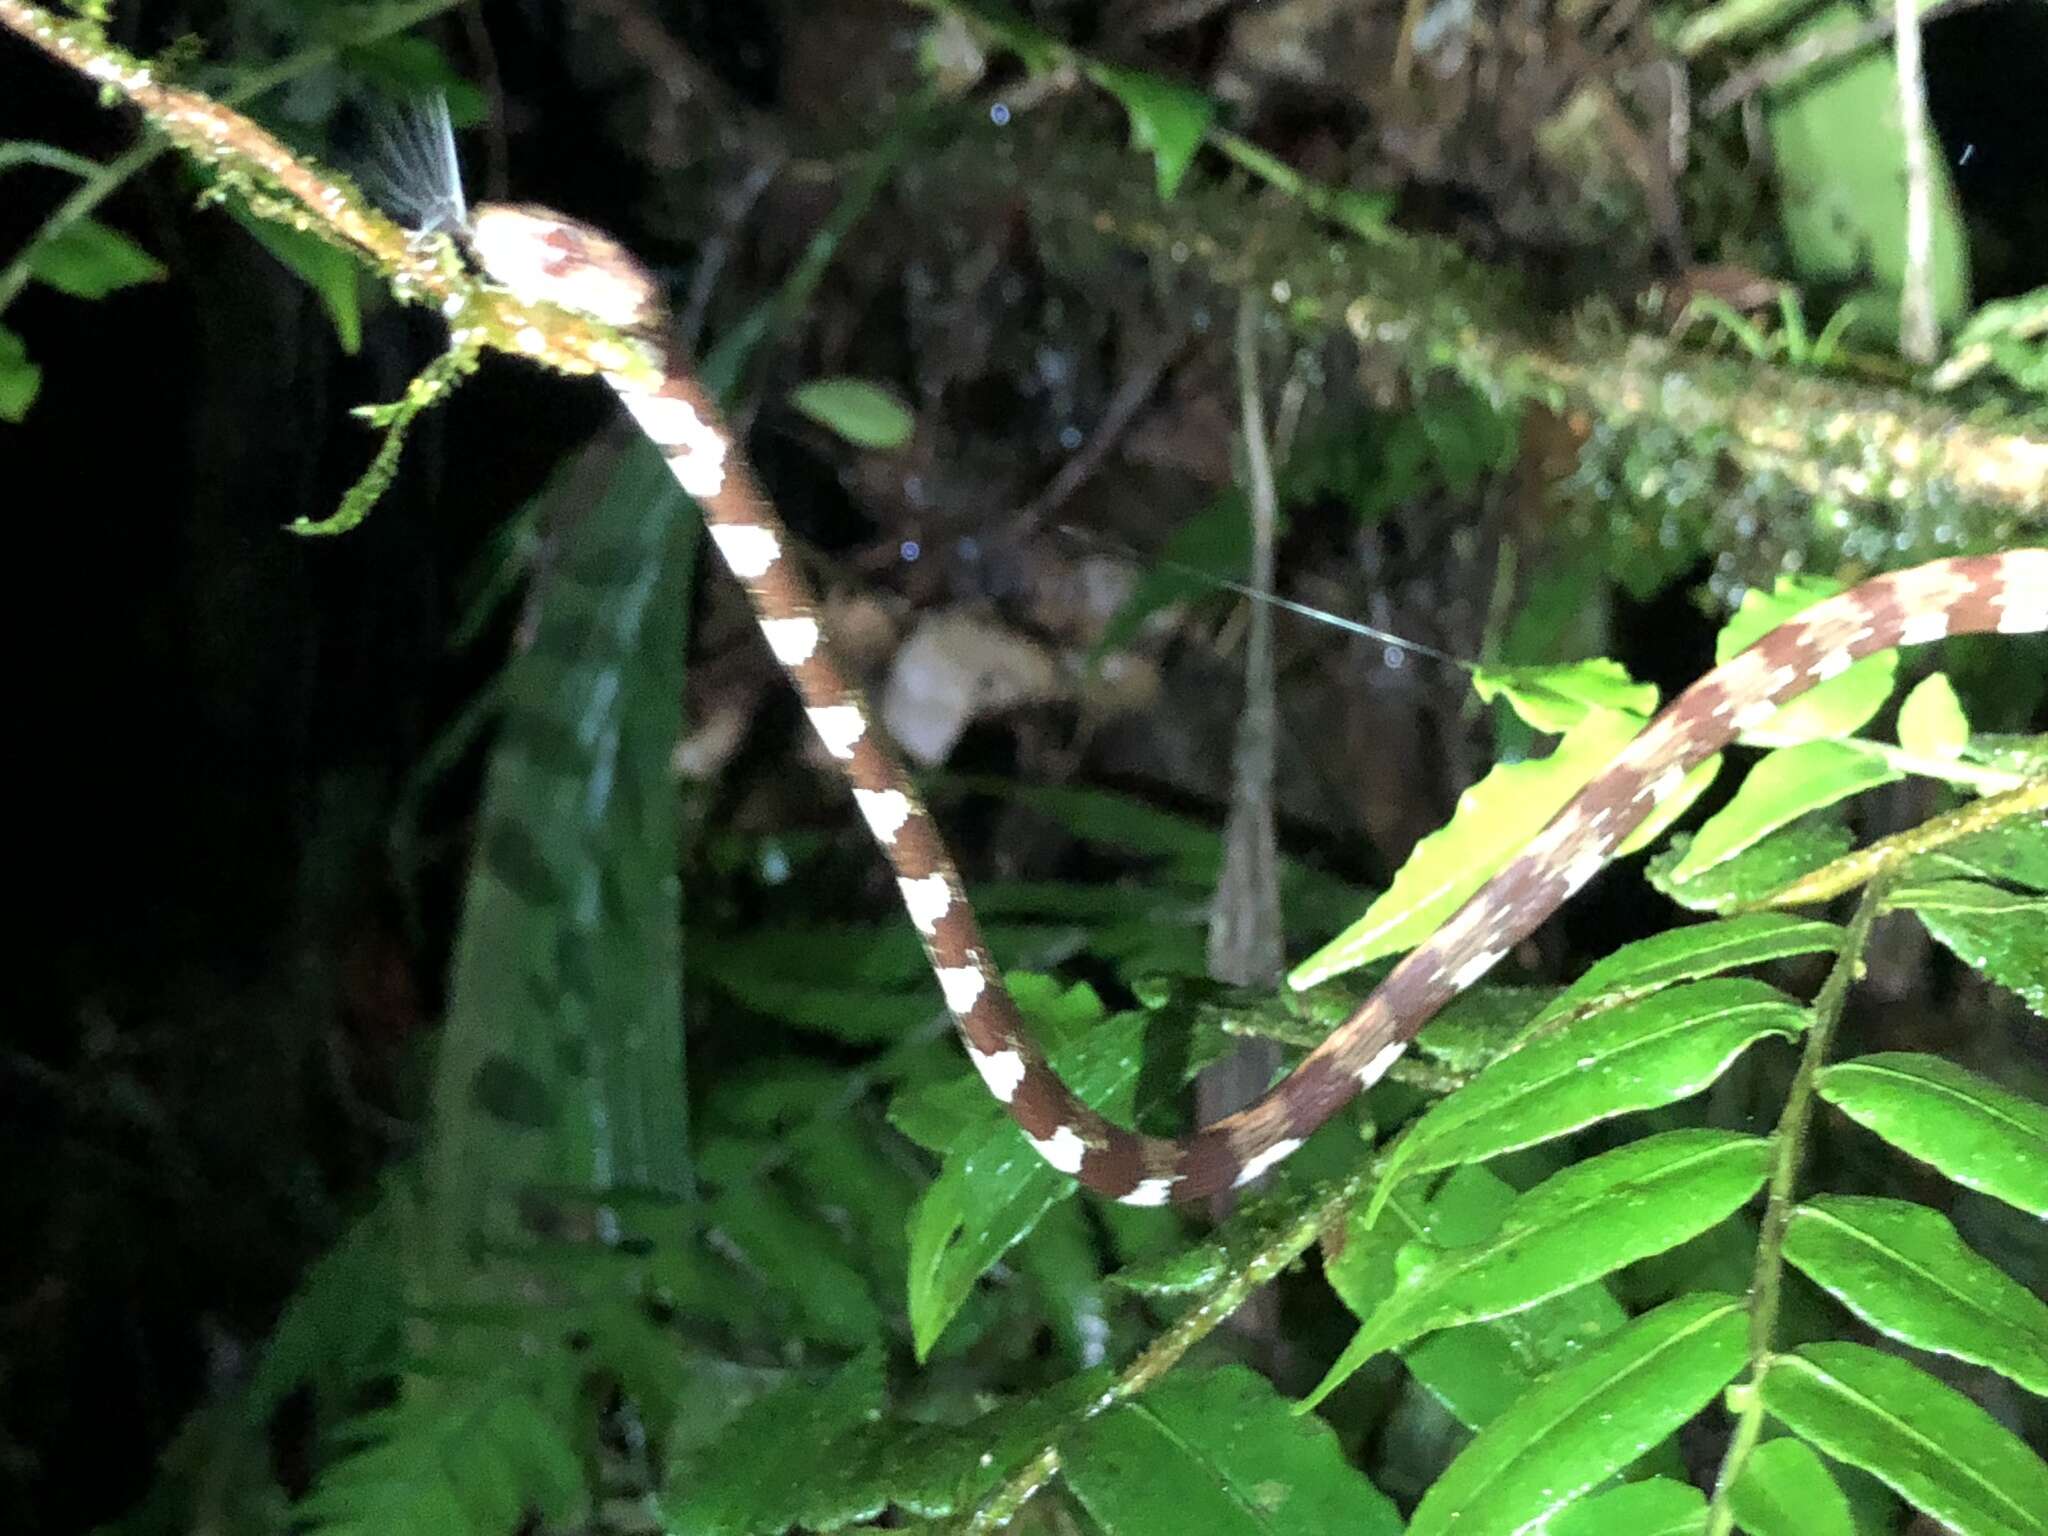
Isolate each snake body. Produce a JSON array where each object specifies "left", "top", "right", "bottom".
[{"left": 465, "top": 202, "right": 2048, "bottom": 1205}]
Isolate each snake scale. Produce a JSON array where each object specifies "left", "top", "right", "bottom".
[{"left": 463, "top": 202, "right": 2048, "bottom": 1206}]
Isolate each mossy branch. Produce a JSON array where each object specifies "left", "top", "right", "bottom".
[
  {"left": 1023, "top": 131, "right": 2048, "bottom": 569},
  {"left": 0, "top": 0, "right": 655, "bottom": 388}
]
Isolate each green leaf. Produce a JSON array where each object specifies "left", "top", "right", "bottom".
[
  {"left": 0, "top": 324, "right": 40, "bottom": 422},
  {"left": 245, "top": 1184, "right": 411, "bottom": 1421},
  {"left": 1938, "top": 285, "right": 2048, "bottom": 390},
  {"left": 1765, "top": 3, "right": 1970, "bottom": 336},
  {"left": 788, "top": 377, "right": 915, "bottom": 449},
  {"left": 707, "top": 1184, "right": 882, "bottom": 1348},
  {"left": 1547, "top": 1478, "right": 1707, "bottom": 1536},
  {"left": 1671, "top": 741, "right": 1900, "bottom": 879},
  {"left": 1896, "top": 673, "right": 1970, "bottom": 758},
  {"left": 24, "top": 215, "right": 165, "bottom": 298},
  {"left": 1905, "top": 816, "right": 2048, "bottom": 893},
  {"left": 1781, "top": 1195, "right": 2048, "bottom": 1396},
  {"left": 1063, "top": 1367, "right": 1403, "bottom": 1535},
  {"left": 298, "top": 1381, "right": 586, "bottom": 1536},
  {"left": 1081, "top": 62, "right": 1215, "bottom": 200},
  {"left": 1648, "top": 820, "right": 1856, "bottom": 913},
  {"left": 898, "top": 978, "right": 1227, "bottom": 1360},
  {"left": 231, "top": 208, "right": 362, "bottom": 354},
  {"left": 1089, "top": 493, "right": 1254, "bottom": 662},
  {"left": 423, "top": 440, "right": 695, "bottom": 1272},
  {"left": 1291, "top": 708, "right": 1644, "bottom": 988},
  {"left": 1327, "top": 1166, "right": 1630, "bottom": 1431},
  {"left": 1714, "top": 574, "right": 1900, "bottom": 746},
  {"left": 661, "top": 1354, "right": 886, "bottom": 1535},
  {"left": 1405, "top": 1293, "right": 1747, "bottom": 1536},
  {"left": 1305, "top": 1131, "right": 1769, "bottom": 1408},
  {"left": 1758, "top": 1342, "right": 2048, "bottom": 1536},
  {"left": 1386, "top": 978, "right": 1806, "bottom": 1179},
  {"left": 1533, "top": 912, "right": 1842, "bottom": 1025},
  {"left": 1886, "top": 878, "right": 2048, "bottom": 1018},
  {"left": 1816, "top": 1053, "right": 2048, "bottom": 1217},
  {"left": 1469, "top": 658, "right": 1658, "bottom": 735},
  {"left": 1729, "top": 1436, "right": 1856, "bottom": 1536}
]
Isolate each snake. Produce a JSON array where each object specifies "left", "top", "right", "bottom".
[{"left": 461, "top": 201, "right": 2048, "bottom": 1206}]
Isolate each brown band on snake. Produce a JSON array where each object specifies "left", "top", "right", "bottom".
[{"left": 464, "top": 203, "right": 2048, "bottom": 1205}]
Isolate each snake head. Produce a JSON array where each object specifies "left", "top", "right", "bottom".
[{"left": 467, "top": 202, "right": 666, "bottom": 332}]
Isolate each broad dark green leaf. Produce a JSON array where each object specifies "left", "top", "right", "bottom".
[
  {"left": 1816, "top": 1053, "right": 2048, "bottom": 1217},
  {"left": 1729, "top": 1436, "right": 1856, "bottom": 1536},
  {"left": 1758, "top": 1342, "right": 2048, "bottom": 1536},
  {"left": 424, "top": 441, "right": 694, "bottom": 1271},
  {"left": 1063, "top": 1367, "right": 1403, "bottom": 1535},
  {"left": 667, "top": 1358, "right": 1116, "bottom": 1532},
  {"left": 1306, "top": 1131, "right": 1769, "bottom": 1408},
  {"left": 1886, "top": 878, "right": 2048, "bottom": 1018},
  {"left": 787, "top": 377, "right": 914, "bottom": 449},
  {"left": 1081, "top": 62, "right": 1215, "bottom": 199},
  {"left": 1385, "top": 978, "right": 1806, "bottom": 1178},
  {"left": 1781, "top": 1195, "right": 2048, "bottom": 1395},
  {"left": 0, "top": 323, "right": 39, "bottom": 421},
  {"left": 1547, "top": 1478, "right": 1706, "bottom": 1536},
  {"left": 25, "top": 215, "right": 165, "bottom": 298},
  {"left": 1672, "top": 741, "right": 1901, "bottom": 879},
  {"left": 1534, "top": 913, "right": 1842, "bottom": 1025},
  {"left": 707, "top": 1185, "right": 881, "bottom": 1349},
  {"left": 1649, "top": 821, "right": 1855, "bottom": 913},
  {"left": 1405, "top": 1293, "right": 1747, "bottom": 1536}
]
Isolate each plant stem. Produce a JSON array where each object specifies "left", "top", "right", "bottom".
[
  {"left": 964, "top": 1163, "right": 1374, "bottom": 1532},
  {"left": 1759, "top": 777, "right": 2048, "bottom": 908},
  {"left": 1703, "top": 871, "right": 1891, "bottom": 1535}
]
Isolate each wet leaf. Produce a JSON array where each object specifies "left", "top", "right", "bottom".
[
  {"left": 1759, "top": 1342, "right": 2048, "bottom": 1536},
  {"left": 1816, "top": 1053, "right": 2048, "bottom": 1217},
  {"left": 1405, "top": 1293, "right": 1746, "bottom": 1536},
  {"left": 1885, "top": 878, "right": 2048, "bottom": 1018},
  {"left": 1671, "top": 741, "right": 1900, "bottom": 879},
  {"left": 1065, "top": 1368, "right": 1403, "bottom": 1535},
  {"left": 1305, "top": 1131, "right": 1768, "bottom": 1408},
  {"left": 1385, "top": 979, "right": 1805, "bottom": 1179},
  {"left": 1781, "top": 1195, "right": 2048, "bottom": 1395},
  {"left": 1729, "top": 1436, "right": 1855, "bottom": 1536}
]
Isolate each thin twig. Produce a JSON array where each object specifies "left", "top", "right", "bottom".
[
  {"left": 963, "top": 1165, "right": 1374, "bottom": 1531},
  {"left": 1005, "top": 325, "right": 1188, "bottom": 538},
  {"left": 1893, "top": 0, "right": 1938, "bottom": 365},
  {"left": 1756, "top": 777, "right": 2048, "bottom": 909}
]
